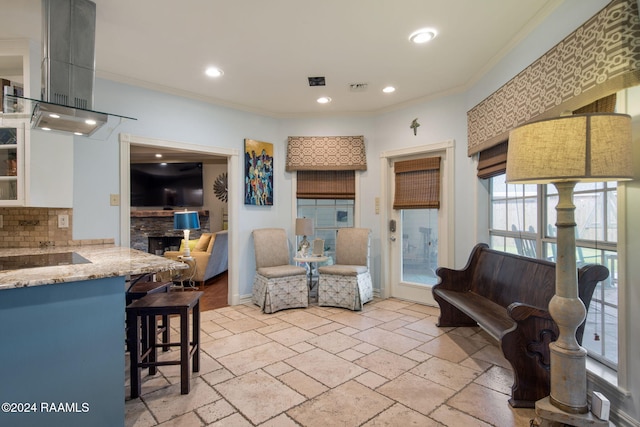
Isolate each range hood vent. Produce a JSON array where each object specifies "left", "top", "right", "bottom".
[
  {"left": 11, "top": 0, "right": 136, "bottom": 137},
  {"left": 6, "top": 94, "right": 135, "bottom": 138},
  {"left": 43, "top": 0, "right": 96, "bottom": 112}
]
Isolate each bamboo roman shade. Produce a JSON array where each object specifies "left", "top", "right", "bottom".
[
  {"left": 393, "top": 157, "right": 441, "bottom": 209},
  {"left": 286, "top": 136, "right": 367, "bottom": 171},
  {"left": 477, "top": 141, "right": 508, "bottom": 179},
  {"left": 573, "top": 93, "right": 616, "bottom": 114},
  {"left": 297, "top": 170, "right": 355, "bottom": 199}
]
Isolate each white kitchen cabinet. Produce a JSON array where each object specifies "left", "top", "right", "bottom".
[
  {"left": 0, "top": 123, "right": 24, "bottom": 205},
  {"left": 0, "top": 118, "right": 73, "bottom": 207},
  {"left": 1, "top": 39, "right": 73, "bottom": 207}
]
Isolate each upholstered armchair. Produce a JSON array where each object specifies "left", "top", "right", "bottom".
[
  {"left": 162, "top": 230, "right": 228, "bottom": 283},
  {"left": 251, "top": 228, "right": 308, "bottom": 313},
  {"left": 317, "top": 228, "right": 373, "bottom": 311}
]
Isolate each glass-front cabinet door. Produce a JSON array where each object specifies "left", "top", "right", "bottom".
[{"left": 0, "top": 124, "right": 24, "bottom": 205}]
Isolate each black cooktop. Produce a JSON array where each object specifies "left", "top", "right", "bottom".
[{"left": 0, "top": 252, "right": 91, "bottom": 272}]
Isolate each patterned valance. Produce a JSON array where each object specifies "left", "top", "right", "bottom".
[
  {"left": 467, "top": 0, "right": 640, "bottom": 156},
  {"left": 286, "top": 136, "right": 367, "bottom": 171}
]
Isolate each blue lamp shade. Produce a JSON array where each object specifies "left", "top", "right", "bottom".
[{"left": 174, "top": 211, "right": 200, "bottom": 230}]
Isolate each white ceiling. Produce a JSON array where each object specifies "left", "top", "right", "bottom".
[{"left": 2, "top": 0, "right": 562, "bottom": 117}]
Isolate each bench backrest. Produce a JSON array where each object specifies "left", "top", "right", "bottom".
[
  {"left": 471, "top": 247, "right": 556, "bottom": 309},
  {"left": 464, "top": 244, "right": 608, "bottom": 316}
]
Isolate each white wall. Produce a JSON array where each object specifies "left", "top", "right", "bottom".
[{"left": 73, "top": 79, "right": 283, "bottom": 299}]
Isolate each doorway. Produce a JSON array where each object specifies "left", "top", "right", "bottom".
[
  {"left": 380, "top": 140, "right": 454, "bottom": 305},
  {"left": 119, "top": 133, "right": 239, "bottom": 305}
]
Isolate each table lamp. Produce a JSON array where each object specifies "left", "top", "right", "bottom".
[
  {"left": 506, "top": 113, "right": 632, "bottom": 425},
  {"left": 174, "top": 210, "right": 200, "bottom": 259},
  {"left": 295, "top": 218, "right": 314, "bottom": 255}
]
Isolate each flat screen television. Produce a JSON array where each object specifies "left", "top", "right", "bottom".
[{"left": 130, "top": 162, "right": 203, "bottom": 207}]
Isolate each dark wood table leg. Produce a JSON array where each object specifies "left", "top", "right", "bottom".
[
  {"left": 193, "top": 300, "right": 200, "bottom": 373},
  {"left": 161, "top": 313, "right": 170, "bottom": 352},
  {"left": 148, "top": 314, "right": 158, "bottom": 376},
  {"left": 180, "top": 307, "right": 190, "bottom": 394},
  {"left": 128, "top": 312, "right": 141, "bottom": 399}
]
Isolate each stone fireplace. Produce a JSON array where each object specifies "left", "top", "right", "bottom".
[{"left": 130, "top": 210, "right": 210, "bottom": 253}]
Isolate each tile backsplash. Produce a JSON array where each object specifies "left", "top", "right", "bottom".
[{"left": 0, "top": 207, "right": 114, "bottom": 249}]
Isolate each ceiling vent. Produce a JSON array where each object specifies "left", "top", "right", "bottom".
[
  {"left": 349, "top": 83, "right": 368, "bottom": 92},
  {"left": 308, "top": 77, "right": 326, "bottom": 87}
]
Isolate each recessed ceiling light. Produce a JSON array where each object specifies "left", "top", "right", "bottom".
[
  {"left": 317, "top": 97, "right": 332, "bottom": 104},
  {"left": 383, "top": 86, "right": 396, "bottom": 93},
  {"left": 85, "top": 119, "right": 97, "bottom": 125},
  {"left": 74, "top": 132, "right": 83, "bottom": 136},
  {"left": 160, "top": 162, "right": 167, "bottom": 166},
  {"left": 409, "top": 28, "right": 437, "bottom": 44},
  {"left": 155, "top": 153, "right": 163, "bottom": 158},
  {"left": 205, "top": 66, "right": 224, "bottom": 78},
  {"left": 49, "top": 113, "right": 60, "bottom": 119},
  {"left": 42, "top": 127, "right": 51, "bottom": 131}
]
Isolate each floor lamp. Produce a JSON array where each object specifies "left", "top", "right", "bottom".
[
  {"left": 506, "top": 113, "right": 633, "bottom": 426},
  {"left": 174, "top": 210, "right": 201, "bottom": 259}
]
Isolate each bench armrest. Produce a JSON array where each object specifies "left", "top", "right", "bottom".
[
  {"left": 433, "top": 266, "right": 473, "bottom": 291},
  {"left": 507, "top": 302, "right": 552, "bottom": 322},
  {"left": 434, "top": 243, "right": 488, "bottom": 292}
]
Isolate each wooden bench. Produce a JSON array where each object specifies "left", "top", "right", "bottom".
[{"left": 432, "top": 243, "right": 608, "bottom": 408}]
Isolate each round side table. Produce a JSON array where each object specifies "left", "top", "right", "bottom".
[
  {"left": 293, "top": 255, "right": 329, "bottom": 295},
  {"left": 173, "top": 257, "right": 198, "bottom": 290}
]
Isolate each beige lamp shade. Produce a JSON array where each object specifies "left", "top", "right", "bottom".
[
  {"left": 295, "top": 218, "right": 314, "bottom": 236},
  {"left": 506, "top": 113, "right": 633, "bottom": 184}
]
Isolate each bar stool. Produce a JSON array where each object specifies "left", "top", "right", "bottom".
[
  {"left": 125, "top": 281, "right": 172, "bottom": 351},
  {"left": 126, "top": 291, "right": 203, "bottom": 398},
  {"left": 126, "top": 280, "right": 172, "bottom": 305}
]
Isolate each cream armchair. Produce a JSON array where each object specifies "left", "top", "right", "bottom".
[
  {"left": 251, "top": 228, "right": 308, "bottom": 313},
  {"left": 317, "top": 228, "right": 373, "bottom": 310},
  {"left": 162, "top": 230, "right": 228, "bottom": 283}
]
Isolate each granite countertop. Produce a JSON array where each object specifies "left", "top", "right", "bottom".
[{"left": 0, "top": 244, "right": 186, "bottom": 290}]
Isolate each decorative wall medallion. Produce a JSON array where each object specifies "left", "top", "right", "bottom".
[
  {"left": 213, "top": 172, "right": 228, "bottom": 202},
  {"left": 410, "top": 118, "right": 420, "bottom": 135}
]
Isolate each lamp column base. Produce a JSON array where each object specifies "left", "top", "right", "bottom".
[{"left": 533, "top": 397, "right": 609, "bottom": 427}]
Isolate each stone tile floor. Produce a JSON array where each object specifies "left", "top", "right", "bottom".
[{"left": 125, "top": 298, "right": 537, "bottom": 426}]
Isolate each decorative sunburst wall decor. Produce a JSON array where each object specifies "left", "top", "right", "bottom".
[{"left": 213, "top": 172, "right": 228, "bottom": 202}]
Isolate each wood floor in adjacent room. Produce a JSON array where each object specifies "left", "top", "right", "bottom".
[{"left": 197, "top": 271, "right": 229, "bottom": 312}]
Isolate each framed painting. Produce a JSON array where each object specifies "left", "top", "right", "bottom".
[{"left": 244, "top": 139, "right": 274, "bottom": 205}]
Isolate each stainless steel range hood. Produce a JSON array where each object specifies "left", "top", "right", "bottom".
[
  {"left": 6, "top": 94, "right": 134, "bottom": 138},
  {"left": 11, "top": 0, "right": 135, "bottom": 137}
]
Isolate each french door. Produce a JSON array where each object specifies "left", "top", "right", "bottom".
[{"left": 381, "top": 141, "right": 454, "bottom": 305}]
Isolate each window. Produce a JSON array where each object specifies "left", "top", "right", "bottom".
[
  {"left": 489, "top": 175, "right": 619, "bottom": 369},
  {"left": 297, "top": 199, "right": 354, "bottom": 257},
  {"left": 296, "top": 170, "right": 356, "bottom": 256},
  {"left": 489, "top": 177, "right": 538, "bottom": 257}
]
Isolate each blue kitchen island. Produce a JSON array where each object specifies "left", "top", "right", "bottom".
[{"left": 0, "top": 245, "right": 184, "bottom": 427}]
